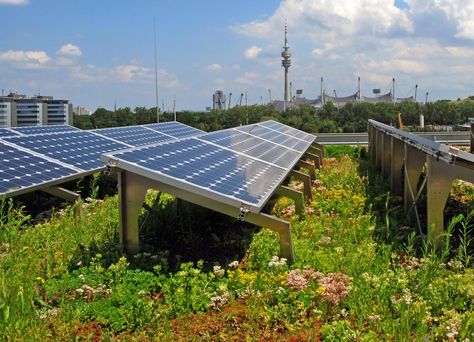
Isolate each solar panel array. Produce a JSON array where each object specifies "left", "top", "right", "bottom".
[
  {"left": 102, "top": 120, "right": 316, "bottom": 212},
  {"left": 12, "top": 124, "right": 80, "bottom": 135},
  {"left": 4, "top": 132, "right": 129, "bottom": 171},
  {"left": 108, "top": 139, "right": 287, "bottom": 205},
  {"left": 0, "top": 142, "right": 79, "bottom": 195},
  {"left": 0, "top": 121, "right": 205, "bottom": 197},
  {"left": 0, "top": 119, "right": 315, "bottom": 203}
]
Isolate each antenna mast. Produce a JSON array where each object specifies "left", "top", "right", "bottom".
[
  {"left": 173, "top": 96, "right": 176, "bottom": 121},
  {"left": 153, "top": 18, "right": 159, "bottom": 123}
]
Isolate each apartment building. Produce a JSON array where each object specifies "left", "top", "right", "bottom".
[{"left": 0, "top": 93, "right": 73, "bottom": 127}]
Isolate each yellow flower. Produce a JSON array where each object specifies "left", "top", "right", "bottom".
[{"left": 36, "top": 276, "right": 45, "bottom": 284}]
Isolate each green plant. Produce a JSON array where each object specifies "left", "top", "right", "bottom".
[{"left": 457, "top": 211, "right": 473, "bottom": 267}]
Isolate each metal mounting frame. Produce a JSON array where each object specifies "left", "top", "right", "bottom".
[
  {"left": 296, "top": 159, "right": 316, "bottom": 182},
  {"left": 42, "top": 186, "right": 81, "bottom": 202},
  {"left": 369, "top": 119, "right": 474, "bottom": 243},
  {"left": 289, "top": 170, "right": 313, "bottom": 200},
  {"left": 117, "top": 170, "right": 296, "bottom": 263},
  {"left": 275, "top": 185, "right": 305, "bottom": 217},
  {"left": 470, "top": 118, "right": 473, "bottom": 153}
]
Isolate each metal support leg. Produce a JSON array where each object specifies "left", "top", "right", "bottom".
[
  {"left": 375, "top": 130, "right": 383, "bottom": 171},
  {"left": 390, "top": 137, "right": 404, "bottom": 196},
  {"left": 42, "top": 186, "right": 82, "bottom": 217},
  {"left": 427, "top": 156, "right": 474, "bottom": 243},
  {"left": 42, "top": 186, "right": 81, "bottom": 202},
  {"left": 297, "top": 160, "right": 316, "bottom": 182},
  {"left": 290, "top": 170, "right": 312, "bottom": 200},
  {"left": 368, "top": 125, "right": 375, "bottom": 161},
  {"left": 247, "top": 212, "right": 295, "bottom": 263},
  {"left": 276, "top": 185, "right": 305, "bottom": 218},
  {"left": 404, "top": 145, "right": 426, "bottom": 213},
  {"left": 306, "top": 149, "right": 321, "bottom": 169},
  {"left": 382, "top": 133, "right": 391, "bottom": 177},
  {"left": 309, "top": 144, "right": 324, "bottom": 167},
  {"left": 470, "top": 121, "right": 473, "bottom": 153},
  {"left": 118, "top": 171, "right": 154, "bottom": 255},
  {"left": 304, "top": 152, "right": 320, "bottom": 170}
]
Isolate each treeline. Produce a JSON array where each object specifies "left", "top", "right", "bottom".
[{"left": 73, "top": 100, "right": 474, "bottom": 133}]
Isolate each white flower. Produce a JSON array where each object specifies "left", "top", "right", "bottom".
[
  {"left": 228, "top": 260, "right": 239, "bottom": 269},
  {"left": 213, "top": 265, "right": 225, "bottom": 277},
  {"left": 268, "top": 256, "right": 287, "bottom": 268},
  {"left": 78, "top": 274, "right": 85, "bottom": 282},
  {"left": 403, "top": 288, "right": 412, "bottom": 305}
]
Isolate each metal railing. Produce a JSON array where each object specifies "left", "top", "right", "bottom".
[
  {"left": 470, "top": 117, "right": 473, "bottom": 153},
  {"left": 368, "top": 119, "right": 474, "bottom": 243}
]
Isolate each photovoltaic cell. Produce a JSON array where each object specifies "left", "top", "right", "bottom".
[
  {"left": 146, "top": 121, "right": 204, "bottom": 139},
  {"left": 237, "top": 125, "right": 311, "bottom": 152},
  {"left": 200, "top": 129, "right": 300, "bottom": 168},
  {"left": 11, "top": 125, "right": 80, "bottom": 135},
  {"left": 4, "top": 131, "right": 128, "bottom": 171},
  {"left": 0, "top": 128, "right": 21, "bottom": 138},
  {"left": 258, "top": 120, "right": 315, "bottom": 142},
  {"left": 0, "top": 143, "right": 77, "bottom": 195},
  {"left": 106, "top": 138, "right": 287, "bottom": 206},
  {"left": 92, "top": 126, "right": 174, "bottom": 147}
]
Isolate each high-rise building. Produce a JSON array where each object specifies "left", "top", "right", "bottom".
[
  {"left": 0, "top": 93, "right": 73, "bottom": 127},
  {"left": 0, "top": 97, "right": 14, "bottom": 127}
]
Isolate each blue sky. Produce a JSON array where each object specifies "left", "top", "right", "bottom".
[{"left": 1, "top": 0, "right": 473, "bottom": 111}]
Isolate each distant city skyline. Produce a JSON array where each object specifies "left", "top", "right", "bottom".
[{"left": 1, "top": 0, "right": 474, "bottom": 112}]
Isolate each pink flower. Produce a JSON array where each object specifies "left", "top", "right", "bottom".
[
  {"left": 318, "top": 272, "right": 352, "bottom": 304},
  {"left": 287, "top": 269, "right": 308, "bottom": 291}
]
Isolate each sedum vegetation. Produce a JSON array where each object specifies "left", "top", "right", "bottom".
[{"left": 0, "top": 147, "right": 473, "bottom": 340}]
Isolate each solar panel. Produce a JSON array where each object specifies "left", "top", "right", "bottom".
[
  {"left": 258, "top": 120, "right": 315, "bottom": 142},
  {"left": 0, "top": 128, "right": 21, "bottom": 138},
  {"left": 146, "top": 121, "right": 204, "bottom": 139},
  {"left": 0, "top": 142, "right": 78, "bottom": 195},
  {"left": 11, "top": 125, "right": 80, "bottom": 135},
  {"left": 4, "top": 131, "right": 129, "bottom": 171},
  {"left": 103, "top": 138, "right": 288, "bottom": 208},
  {"left": 92, "top": 126, "right": 174, "bottom": 147},
  {"left": 200, "top": 129, "right": 301, "bottom": 168},
  {"left": 237, "top": 124, "right": 311, "bottom": 152}
]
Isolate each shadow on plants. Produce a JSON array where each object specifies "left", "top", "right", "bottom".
[{"left": 137, "top": 193, "right": 260, "bottom": 272}]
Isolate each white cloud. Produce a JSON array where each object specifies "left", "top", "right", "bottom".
[
  {"left": 207, "top": 63, "right": 223, "bottom": 72},
  {"left": 70, "top": 62, "right": 181, "bottom": 88},
  {"left": 57, "top": 43, "right": 82, "bottom": 57},
  {"left": 114, "top": 64, "right": 150, "bottom": 83},
  {"left": 233, "top": 0, "right": 413, "bottom": 41},
  {"left": 235, "top": 71, "right": 261, "bottom": 85},
  {"left": 244, "top": 46, "right": 263, "bottom": 59},
  {"left": 426, "top": 0, "right": 474, "bottom": 40},
  {"left": 0, "top": 50, "right": 50, "bottom": 69},
  {"left": 0, "top": 0, "right": 29, "bottom": 5}
]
